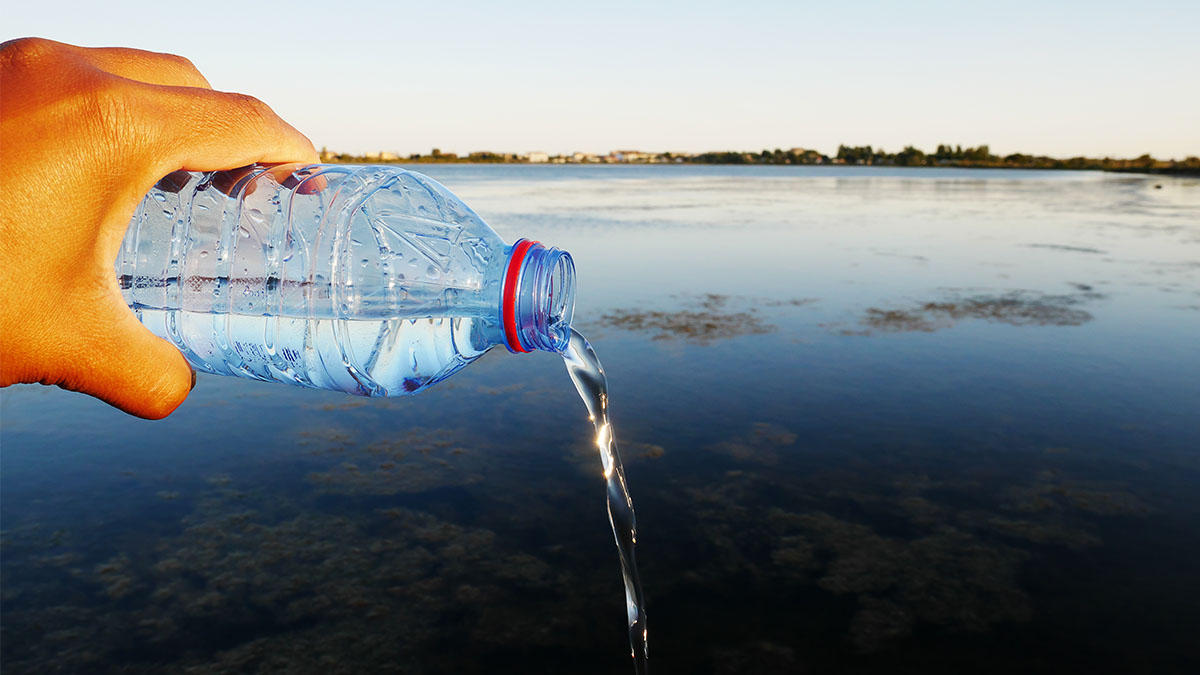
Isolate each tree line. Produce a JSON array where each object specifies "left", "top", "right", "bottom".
[
  {"left": 322, "top": 146, "right": 1200, "bottom": 174},
  {"left": 692, "top": 145, "right": 1198, "bottom": 173}
]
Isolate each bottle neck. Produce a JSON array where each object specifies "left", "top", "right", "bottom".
[{"left": 501, "top": 239, "right": 575, "bottom": 354}]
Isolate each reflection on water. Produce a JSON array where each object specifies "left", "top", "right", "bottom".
[{"left": 3, "top": 166, "right": 1199, "bottom": 674}]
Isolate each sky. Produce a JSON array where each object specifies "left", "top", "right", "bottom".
[{"left": 7, "top": 0, "right": 1199, "bottom": 159}]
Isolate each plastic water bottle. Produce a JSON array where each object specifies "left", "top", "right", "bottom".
[{"left": 115, "top": 164, "right": 575, "bottom": 396}]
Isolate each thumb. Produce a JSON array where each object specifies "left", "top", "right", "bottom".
[{"left": 65, "top": 292, "right": 195, "bottom": 420}]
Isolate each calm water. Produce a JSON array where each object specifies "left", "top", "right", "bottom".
[{"left": 2, "top": 165, "right": 1198, "bottom": 674}]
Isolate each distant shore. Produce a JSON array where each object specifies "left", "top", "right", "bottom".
[{"left": 319, "top": 145, "right": 1200, "bottom": 176}]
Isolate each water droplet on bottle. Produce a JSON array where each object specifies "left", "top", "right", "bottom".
[
  {"left": 361, "top": 258, "right": 369, "bottom": 267},
  {"left": 200, "top": 250, "right": 209, "bottom": 258}
]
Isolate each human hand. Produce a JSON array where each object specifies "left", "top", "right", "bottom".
[{"left": 0, "top": 38, "right": 318, "bottom": 418}]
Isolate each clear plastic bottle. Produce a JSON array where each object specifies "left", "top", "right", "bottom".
[{"left": 115, "top": 164, "right": 575, "bottom": 396}]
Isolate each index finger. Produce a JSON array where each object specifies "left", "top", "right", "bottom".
[
  {"left": 138, "top": 84, "right": 318, "bottom": 176},
  {"left": 73, "top": 44, "right": 213, "bottom": 89}
]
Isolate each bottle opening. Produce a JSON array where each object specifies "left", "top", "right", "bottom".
[{"left": 502, "top": 239, "right": 576, "bottom": 354}]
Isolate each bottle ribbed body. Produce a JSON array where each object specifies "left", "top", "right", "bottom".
[{"left": 116, "top": 164, "right": 513, "bottom": 396}]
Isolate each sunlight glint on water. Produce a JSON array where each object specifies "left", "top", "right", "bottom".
[{"left": 563, "top": 328, "right": 649, "bottom": 674}]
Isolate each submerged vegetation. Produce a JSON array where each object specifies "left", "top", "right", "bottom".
[
  {"left": 593, "top": 288, "right": 1106, "bottom": 342},
  {"left": 595, "top": 294, "right": 776, "bottom": 344},
  {"left": 854, "top": 289, "right": 1104, "bottom": 335},
  {"left": 1, "top": 415, "right": 1157, "bottom": 673}
]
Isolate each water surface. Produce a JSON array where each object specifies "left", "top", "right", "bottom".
[{"left": 3, "top": 165, "right": 1198, "bottom": 674}]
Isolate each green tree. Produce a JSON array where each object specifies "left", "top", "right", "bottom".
[{"left": 895, "top": 146, "right": 927, "bottom": 166}]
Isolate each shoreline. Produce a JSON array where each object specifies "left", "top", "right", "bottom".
[{"left": 321, "top": 159, "right": 1200, "bottom": 177}]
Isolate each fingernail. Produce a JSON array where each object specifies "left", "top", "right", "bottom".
[{"left": 190, "top": 369, "right": 197, "bottom": 391}]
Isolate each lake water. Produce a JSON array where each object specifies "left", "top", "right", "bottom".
[{"left": 2, "top": 165, "right": 1198, "bottom": 674}]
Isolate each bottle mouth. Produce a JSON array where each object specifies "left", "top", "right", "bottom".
[{"left": 502, "top": 239, "right": 576, "bottom": 353}]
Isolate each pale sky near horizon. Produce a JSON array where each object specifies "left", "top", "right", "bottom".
[{"left": 7, "top": 0, "right": 1199, "bottom": 159}]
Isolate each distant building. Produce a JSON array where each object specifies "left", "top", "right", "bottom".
[
  {"left": 379, "top": 152, "right": 399, "bottom": 161},
  {"left": 612, "top": 150, "right": 650, "bottom": 163},
  {"left": 528, "top": 151, "right": 550, "bottom": 163}
]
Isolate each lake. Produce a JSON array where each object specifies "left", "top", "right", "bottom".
[{"left": 2, "top": 165, "right": 1198, "bottom": 674}]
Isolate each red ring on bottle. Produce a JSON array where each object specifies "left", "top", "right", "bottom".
[{"left": 502, "top": 239, "right": 536, "bottom": 353}]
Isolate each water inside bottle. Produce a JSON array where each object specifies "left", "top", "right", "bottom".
[
  {"left": 133, "top": 308, "right": 487, "bottom": 396},
  {"left": 563, "top": 328, "right": 649, "bottom": 674}
]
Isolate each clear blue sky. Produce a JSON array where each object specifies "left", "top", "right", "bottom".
[{"left": 8, "top": 0, "right": 1199, "bottom": 158}]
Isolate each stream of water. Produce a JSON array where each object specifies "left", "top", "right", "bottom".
[{"left": 563, "top": 327, "right": 649, "bottom": 674}]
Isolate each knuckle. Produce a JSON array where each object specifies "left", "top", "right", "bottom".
[
  {"left": 0, "top": 37, "right": 57, "bottom": 68},
  {"left": 230, "top": 93, "right": 274, "bottom": 125},
  {"left": 160, "top": 52, "right": 207, "bottom": 83},
  {"left": 230, "top": 91, "right": 263, "bottom": 110},
  {"left": 91, "top": 78, "right": 134, "bottom": 117},
  {"left": 84, "top": 77, "right": 145, "bottom": 144},
  {"left": 158, "top": 51, "right": 192, "bottom": 68},
  {"left": 2, "top": 36, "right": 54, "bottom": 57}
]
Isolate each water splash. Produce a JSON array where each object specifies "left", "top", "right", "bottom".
[{"left": 562, "top": 328, "right": 649, "bottom": 674}]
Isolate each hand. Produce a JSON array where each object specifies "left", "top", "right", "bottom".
[{"left": 0, "top": 38, "right": 318, "bottom": 419}]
